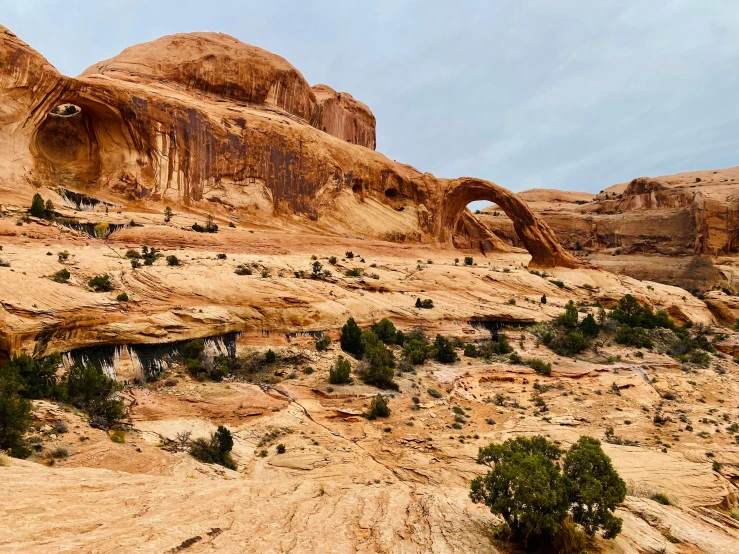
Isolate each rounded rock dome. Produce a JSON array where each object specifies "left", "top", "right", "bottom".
[{"left": 80, "top": 32, "right": 317, "bottom": 121}]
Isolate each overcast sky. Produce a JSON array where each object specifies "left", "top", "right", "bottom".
[{"left": 4, "top": 0, "right": 739, "bottom": 208}]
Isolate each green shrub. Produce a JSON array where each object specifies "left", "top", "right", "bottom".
[
  {"left": 366, "top": 394, "right": 390, "bottom": 419},
  {"left": 235, "top": 264, "right": 253, "bottom": 275},
  {"left": 140, "top": 246, "right": 161, "bottom": 266},
  {"left": 166, "top": 255, "right": 180, "bottom": 266},
  {"left": 276, "top": 443, "right": 286, "bottom": 454},
  {"left": 192, "top": 215, "right": 218, "bottom": 233},
  {"left": 110, "top": 429, "right": 126, "bottom": 443},
  {"left": 359, "top": 331, "right": 398, "bottom": 390},
  {"left": 550, "top": 332, "right": 589, "bottom": 356},
  {"left": 579, "top": 314, "right": 600, "bottom": 338},
  {"left": 541, "top": 295, "right": 547, "bottom": 304},
  {"left": 345, "top": 251, "right": 354, "bottom": 259},
  {"left": 329, "top": 355, "right": 352, "bottom": 384},
  {"left": 116, "top": 292, "right": 128, "bottom": 302},
  {"left": 52, "top": 268, "right": 70, "bottom": 283},
  {"left": 615, "top": 325, "right": 653, "bottom": 349},
  {"left": 464, "top": 256, "right": 473, "bottom": 266},
  {"left": 479, "top": 334, "right": 512, "bottom": 357},
  {"left": 189, "top": 425, "right": 236, "bottom": 469},
  {"left": 558, "top": 301, "right": 579, "bottom": 328},
  {"left": 88, "top": 274, "right": 112, "bottom": 292},
  {"left": 66, "top": 363, "right": 125, "bottom": 428},
  {"left": 340, "top": 317, "right": 364, "bottom": 358},
  {"left": 464, "top": 343, "right": 478, "bottom": 358},
  {"left": 216, "top": 253, "right": 227, "bottom": 260},
  {"left": 403, "top": 332, "right": 432, "bottom": 365},
  {"left": 265, "top": 349, "right": 276, "bottom": 364},
  {"left": 0, "top": 377, "right": 31, "bottom": 457},
  {"left": 428, "top": 388, "right": 442, "bottom": 398},
  {"left": 609, "top": 294, "right": 674, "bottom": 330},
  {"left": 651, "top": 492, "right": 671, "bottom": 505},
  {"left": 434, "top": 335, "right": 459, "bottom": 364},
  {"left": 371, "top": 318, "right": 397, "bottom": 345},
  {"left": 688, "top": 350, "right": 710, "bottom": 367},
  {"left": 315, "top": 335, "right": 331, "bottom": 351},
  {"left": 415, "top": 298, "right": 434, "bottom": 309},
  {"left": 551, "top": 279, "right": 565, "bottom": 288},
  {"left": 1, "top": 353, "right": 63, "bottom": 400},
  {"left": 530, "top": 359, "right": 552, "bottom": 376},
  {"left": 329, "top": 256, "right": 338, "bottom": 265}
]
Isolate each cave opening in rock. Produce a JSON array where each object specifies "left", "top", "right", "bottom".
[{"left": 384, "top": 188, "right": 400, "bottom": 199}]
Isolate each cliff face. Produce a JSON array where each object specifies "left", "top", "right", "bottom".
[
  {"left": 0, "top": 26, "right": 579, "bottom": 269},
  {"left": 310, "top": 84, "right": 376, "bottom": 150}
]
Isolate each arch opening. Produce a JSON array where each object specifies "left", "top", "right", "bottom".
[
  {"left": 33, "top": 96, "right": 136, "bottom": 188},
  {"left": 439, "top": 178, "right": 581, "bottom": 269},
  {"left": 50, "top": 103, "right": 81, "bottom": 117}
]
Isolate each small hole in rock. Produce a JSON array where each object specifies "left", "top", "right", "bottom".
[{"left": 50, "top": 104, "right": 81, "bottom": 117}]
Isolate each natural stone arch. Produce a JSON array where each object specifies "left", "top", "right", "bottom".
[{"left": 438, "top": 178, "right": 581, "bottom": 268}]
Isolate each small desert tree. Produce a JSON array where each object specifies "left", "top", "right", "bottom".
[
  {"left": 365, "top": 394, "right": 390, "bottom": 419},
  {"left": 329, "top": 355, "right": 352, "bottom": 384},
  {"left": 434, "top": 335, "right": 458, "bottom": 364},
  {"left": 470, "top": 436, "right": 570, "bottom": 547},
  {"left": 66, "top": 363, "right": 125, "bottom": 428},
  {"left": 558, "top": 300, "right": 579, "bottom": 328},
  {"left": 579, "top": 313, "right": 600, "bottom": 338},
  {"left": 0, "top": 377, "right": 31, "bottom": 457},
  {"left": 471, "top": 435, "right": 625, "bottom": 548},
  {"left": 30, "top": 193, "right": 46, "bottom": 218},
  {"left": 340, "top": 316, "right": 364, "bottom": 358},
  {"left": 189, "top": 425, "right": 236, "bottom": 470},
  {"left": 44, "top": 199, "right": 55, "bottom": 219},
  {"left": 563, "top": 436, "right": 626, "bottom": 538},
  {"left": 358, "top": 331, "right": 397, "bottom": 390},
  {"left": 371, "top": 318, "right": 397, "bottom": 345}
]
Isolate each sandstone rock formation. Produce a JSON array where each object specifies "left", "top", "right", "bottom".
[
  {"left": 0, "top": 26, "right": 579, "bottom": 269},
  {"left": 479, "top": 168, "right": 739, "bottom": 290},
  {"left": 311, "top": 84, "right": 376, "bottom": 149}
]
